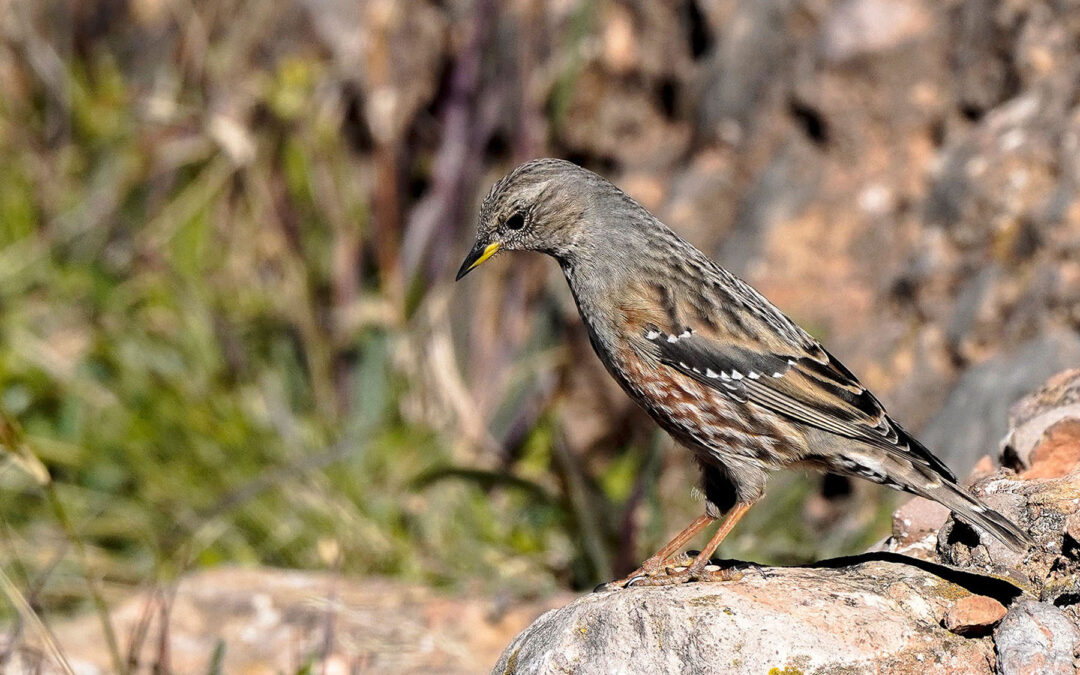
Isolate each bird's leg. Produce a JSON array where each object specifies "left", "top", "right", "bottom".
[
  {"left": 599, "top": 514, "right": 715, "bottom": 590},
  {"left": 628, "top": 503, "right": 752, "bottom": 587},
  {"left": 638, "top": 514, "right": 716, "bottom": 575},
  {"left": 682, "top": 502, "right": 751, "bottom": 581}
]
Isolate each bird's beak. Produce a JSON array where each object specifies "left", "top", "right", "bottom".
[{"left": 455, "top": 241, "right": 501, "bottom": 281}]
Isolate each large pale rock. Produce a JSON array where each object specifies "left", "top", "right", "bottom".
[{"left": 494, "top": 561, "right": 999, "bottom": 675}]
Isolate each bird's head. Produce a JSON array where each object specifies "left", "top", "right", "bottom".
[{"left": 456, "top": 158, "right": 606, "bottom": 280}]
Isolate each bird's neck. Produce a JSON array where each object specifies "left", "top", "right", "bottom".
[{"left": 557, "top": 238, "right": 645, "bottom": 351}]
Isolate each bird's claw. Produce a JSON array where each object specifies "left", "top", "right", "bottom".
[
  {"left": 624, "top": 574, "right": 651, "bottom": 588},
  {"left": 740, "top": 561, "right": 769, "bottom": 579}
]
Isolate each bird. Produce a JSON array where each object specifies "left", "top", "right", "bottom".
[{"left": 456, "top": 158, "right": 1033, "bottom": 588}]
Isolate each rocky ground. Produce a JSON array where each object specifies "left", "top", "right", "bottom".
[
  {"left": 495, "top": 369, "right": 1080, "bottom": 675},
  {"left": 8, "top": 569, "right": 572, "bottom": 674}
]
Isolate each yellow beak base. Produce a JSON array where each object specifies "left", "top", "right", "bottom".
[{"left": 456, "top": 242, "right": 501, "bottom": 280}]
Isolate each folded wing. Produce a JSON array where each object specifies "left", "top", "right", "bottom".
[{"left": 644, "top": 325, "right": 956, "bottom": 483}]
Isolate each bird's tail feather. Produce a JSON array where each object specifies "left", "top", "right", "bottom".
[{"left": 913, "top": 480, "right": 1033, "bottom": 552}]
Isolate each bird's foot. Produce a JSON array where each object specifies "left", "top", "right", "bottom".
[
  {"left": 593, "top": 551, "right": 692, "bottom": 591},
  {"left": 594, "top": 553, "right": 744, "bottom": 591},
  {"left": 623, "top": 562, "right": 744, "bottom": 587}
]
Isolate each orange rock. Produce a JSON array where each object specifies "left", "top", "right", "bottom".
[
  {"left": 942, "top": 595, "right": 1007, "bottom": 636},
  {"left": 1021, "top": 419, "right": 1080, "bottom": 479}
]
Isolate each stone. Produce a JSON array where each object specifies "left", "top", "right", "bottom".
[
  {"left": 994, "top": 600, "right": 1080, "bottom": 675},
  {"left": 885, "top": 496, "right": 951, "bottom": 558},
  {"left": 919, "top": 332, "right": 1080, "bottom": 475},
  {"left": 938, "top": 469, "right": 1080, "bottom": 597},
  {"left": 496, "top": 463, "right": 1080, "bottom": 674},
  {"left": 942, "top": 594, "right": 1007, "bottom": 635},
  {"left": 493, "top": 561, "right": 997, "bottom": 675},
  {"left": 1065, "top": 511, "right": 1080, "bottom": 545},
  {"left": 499, "top": 369, "right": 1080, "bottom": 674},
  {"left": 1022, "top": 418, "right": 1080, "bottom": 479},
  {"left": 1003, "top": 368, "right": 1080, "bottom": 472},
  {"left": 822, "top": 0, "right": 934, "bottom": 62}
]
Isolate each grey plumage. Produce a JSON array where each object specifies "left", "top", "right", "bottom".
[{"left": 458, "top": 158, "right": 1032, "bottom": 584}]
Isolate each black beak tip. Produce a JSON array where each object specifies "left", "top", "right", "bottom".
[
  {"left": 454, "top": 262, "right": 471, "bottom": 282},
  {"left": 455, "top": 242, "right": 485, "bottom": 282}
]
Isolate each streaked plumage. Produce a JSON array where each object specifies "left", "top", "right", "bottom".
[{"left": 457, "top": 158, "right": 1032, "bottom": 586}]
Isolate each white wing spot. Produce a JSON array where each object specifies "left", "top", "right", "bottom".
[
  {"left": 771, "top": 371, "right": 784, "bottom": 378},
  {"left": 667, "top": 334, "right": 679, "bottom": 343},
  {"left": 678, "top": 328, "right": 692, "bottom": 338},
  {"left": 748, "top": 371, "right": 761, "bottom": 380},
  {"left": 705, "top": 369, "right": 719, "bottom": 378},
  {"left": 645, "top": 330, "right": 661, "bottom": 340},
  {"left": 730, "top": 370, "right": 743, "bottom": 380}
]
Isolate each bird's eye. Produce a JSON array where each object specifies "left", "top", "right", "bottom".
[{"left": 505, "top": 212, "right": 526, "bottom": 230}]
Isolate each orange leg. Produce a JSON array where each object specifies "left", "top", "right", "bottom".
[
  {"left": 606, "top": 514, "right": 716, "bottom": 588},
  {"left": 618, "top": 503, "right": 754, "bottom": 588}
]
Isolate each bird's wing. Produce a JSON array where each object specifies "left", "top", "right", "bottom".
[{"left": 635, "top": 319, "right": 956, "bottom": 484}]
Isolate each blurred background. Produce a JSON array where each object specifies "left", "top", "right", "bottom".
[{"left": 2, "top": 0, "right": 1080, "bottom": 671}]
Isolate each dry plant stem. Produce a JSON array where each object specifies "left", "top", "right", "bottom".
[
  {"left": 0, "top": 521, "right": 68, "bottom": 665},
  {"left": 552, "top": 434, "right": 612, "bottom": 579},
  {"left": 155, "top": 593, "right": 171, "bottom": 674},
  {"left": 0, "top": 566, "right": 75, "bottom": 675},
  {"left": 124, "top": 589, "right": 156, "bottom": 671}
]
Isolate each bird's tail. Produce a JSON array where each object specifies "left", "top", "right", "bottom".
[{"left": 912, "top": 480, "right": 1034, "bottom": 552}]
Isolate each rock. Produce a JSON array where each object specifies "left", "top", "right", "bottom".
[
  {"left": 994, "top": 600, "right": 1080, "bottom": 675},
  {"left": 1021, "top": 419, "right": 1080, "bottom": 479},
  {"left": 494, "top": 561, "right": 997, "bottom": 675},
  {"left": 886, "top": 496, "right": 951, "bottom": 558},
  {"left": 821, "top": 0, "right": 934, "bottom": 62},
  {"left": 938, "top": 469, "right": 1080, "bottom": 596},
  {"left": 928, "top": 366, "right": 1080, "bottom": 600},
  {"left": 942, "top": 594, "right": 1007, "bottom": 636},
  {"left": 919, "top": 332, "right": 1080, "bottom": 474},
  {"left": 1065, "top": 511, "right": 1080, "bottom": 546},
  {"left": 1003, "top": 368, "right": 1080, "bottom": 473}
]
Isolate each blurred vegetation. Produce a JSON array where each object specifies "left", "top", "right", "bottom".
[{"left": 0, "top": 1, "right": 899, "bottom": 649}]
